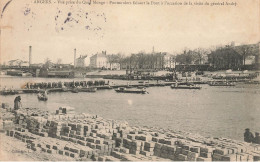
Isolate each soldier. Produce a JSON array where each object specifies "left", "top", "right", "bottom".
[{"left": 244, "top": 128, "right": 254, "bottom": 143}]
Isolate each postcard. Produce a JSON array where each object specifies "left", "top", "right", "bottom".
[{"left": 0, "top": 0, "right": 259, "bottom": 161}]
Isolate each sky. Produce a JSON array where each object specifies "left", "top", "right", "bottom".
[{"left": 0, "top": 0, "right": 259, "bottom": 64}]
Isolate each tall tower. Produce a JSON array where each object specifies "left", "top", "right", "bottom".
[
  {"left": 29, "top": 46, "right": 32, "bottom": 66},
  {"left": 74, "top": 48, "right": 77, "bottom": 67}
]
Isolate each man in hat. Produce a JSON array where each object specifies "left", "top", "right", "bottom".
[{"left": 244, "top": 128, "right": 254, "bottom": 143}]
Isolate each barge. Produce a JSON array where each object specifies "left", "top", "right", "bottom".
[
  {"left": 208, "top": 81, "right": 236, "bottom": 86},
  {"left": 171, "top": 84, "right": 202, "bottom": 90},
  {"left": 115, "top": 87, "right": 147, "bottom": 94},
  {"left": 37, "top": 94, "right": 48, "bottom": 101},
  {"left": 0, "top": 90, "right": 19, "bottom": 95},
  {"left": 78, "top": 87, "right": 97, "bottom": 92}
]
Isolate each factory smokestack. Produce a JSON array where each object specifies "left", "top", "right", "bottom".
[
  {"left": 29, "top": 46, "right": 32, "bottom": 66},
  {"left": 74, "top": 48, "right": 76, "bottom": 67}
]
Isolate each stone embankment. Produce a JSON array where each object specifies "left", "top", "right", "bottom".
[{"left": 1, "top": 105, "right": 260, "bottom": 161}]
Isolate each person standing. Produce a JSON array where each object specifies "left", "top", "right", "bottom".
[
  {"left": 254, "top": 132, "right": 260, "bottom": 144},
  {"left": 14, "top": 96, "right": 22, "bottom": 110},
  {"left": 244, "top": 128, "right": 254, "bottom": 143}
]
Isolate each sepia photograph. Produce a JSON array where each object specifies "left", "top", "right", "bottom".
[{"left": 0, "top": 0, "right": 259, "bottom": 161}]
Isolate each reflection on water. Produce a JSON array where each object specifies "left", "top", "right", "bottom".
[{"left": 0, "top": 76, "right": 260, "bottom": 141}]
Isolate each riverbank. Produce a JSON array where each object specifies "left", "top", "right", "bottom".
[
  {"left": 0, "top": 133, "right": 75, "bottom": 161},
  {"left": 0, "top": 106, "right": 260, "bottom": 161}
]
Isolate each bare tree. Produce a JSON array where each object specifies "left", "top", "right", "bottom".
[
  {"left": 235, "top": 45, "right": 255, "bottom": 66},
  {"left": 194, "top": 48, "right": 209, "bottom": 64},
  {"left": 107, "top": 54, "right": 122, "bottom": 69},
  {"left": 44, "top": 58, "right": 52, "bottom": 68}
]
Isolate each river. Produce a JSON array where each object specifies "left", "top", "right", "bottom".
[{"left": 0, "top": 76, "right": 260, "bottom": 141}]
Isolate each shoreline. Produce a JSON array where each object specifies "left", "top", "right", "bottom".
[
  {"left": 1, "top": 107, "right": 260, "bottom": 161},
  {"left": 0, "top": 133, "right": 75, "bottom": 161}
]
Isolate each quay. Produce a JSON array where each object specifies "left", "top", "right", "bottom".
[
  {"left": 0, "top": 81, "right": 207, "bottom": 95},
  {"left": 0, "top": 105, "right": 260, "bottom": 161}
]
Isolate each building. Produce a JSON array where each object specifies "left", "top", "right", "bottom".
[
  {"left": 8, "top": 59, "right": 29, "bottom": 67},
  {"left": 84, "top": 57, "right": 91, "bottom": 67},
  {"left": 163, "top": 53, "right": 175, "bottom": 69},
  {"left": 75, "top": 55, "right": 88, "bottom": 67},
  {"left": 90, "top": 51, "right": 108, "bottom": 68}
]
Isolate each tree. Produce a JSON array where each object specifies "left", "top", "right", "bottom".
[
  {"left": 116, "top": 53, "right": 124, "bottom": 70},
  {"left": 176, "top": 49, "right": 193, "bottom": 65},
  {"left": 235, "top": 45, "right": 255, "bottom": 66},
  {"left": 194, "top": 48, "right": 209, "bottom": 64},
  {"left": 44, "top": 58, "right": 52, "bottom": 68},
  {"left": 107, "top": 54, "right": 121, "bottom": 69}
]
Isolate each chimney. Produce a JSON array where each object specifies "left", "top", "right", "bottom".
[
  {"left": 74, "top": 48, "right": 76, "bottom": 67},
  {"left": 29, "top": 46, "right": 32, "bottom": 66}
]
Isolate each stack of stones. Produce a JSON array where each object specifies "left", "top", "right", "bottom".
[
  {"left": 2, "top": 107, "right": 260, "bottom": 161},
  {"left": 104, "top": 127, "right": 260, "bottom": 161},
  {"left": 0, "top": 106, "right": 15, "bottom": 131}
]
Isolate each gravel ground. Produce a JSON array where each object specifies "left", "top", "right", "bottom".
[{"left": 0, "top": 133, "right": 74, "bottom": 161}]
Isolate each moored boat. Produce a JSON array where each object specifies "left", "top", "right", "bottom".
[
  {"left": 23, "top": 89, "right": 40, "bottom": 93},
  {"left": 158, "top": 83, "right": 166, "bottom": 86},
  {"left": 137, "top": 86, "right": 146, "bottom": 89},
  {"left": 71, "top": 88, "right": 79, "bottom": 93},
  {"left": 244, "top": 80, "right": 260, "bottom": 84},
  {"left": 37, "top": 95, "right": 48, "bottom": 101},
  {"left": 115, "top": 87, "right": 147, "bottom": 94},
  {"left": 22, "top": 72, "right": 33, "bottom": 77},
  {"left": 208, "top": 81, "right": 236, "bottom": 86},
  {"left": 126, "top": 85, "right": 134, "bottom": 88},
  {"left": 170, "top": 84, "right": 202, "bottom": 90},
  {"left": 0, "top": 89, "right": 19, "bottom": 95},
  {"left": 79, "top": 87, "right": 97, "bottom": 92},
  {"left": 37, "top": 91, "right": 48, "bottom": 101},
  {"left": 96, "top": 85, "right": 113, "bottom": 90}
]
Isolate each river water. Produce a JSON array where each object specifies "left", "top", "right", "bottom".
[{"left": 0, "top": 76, "right": 260, "bottom": 141}]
